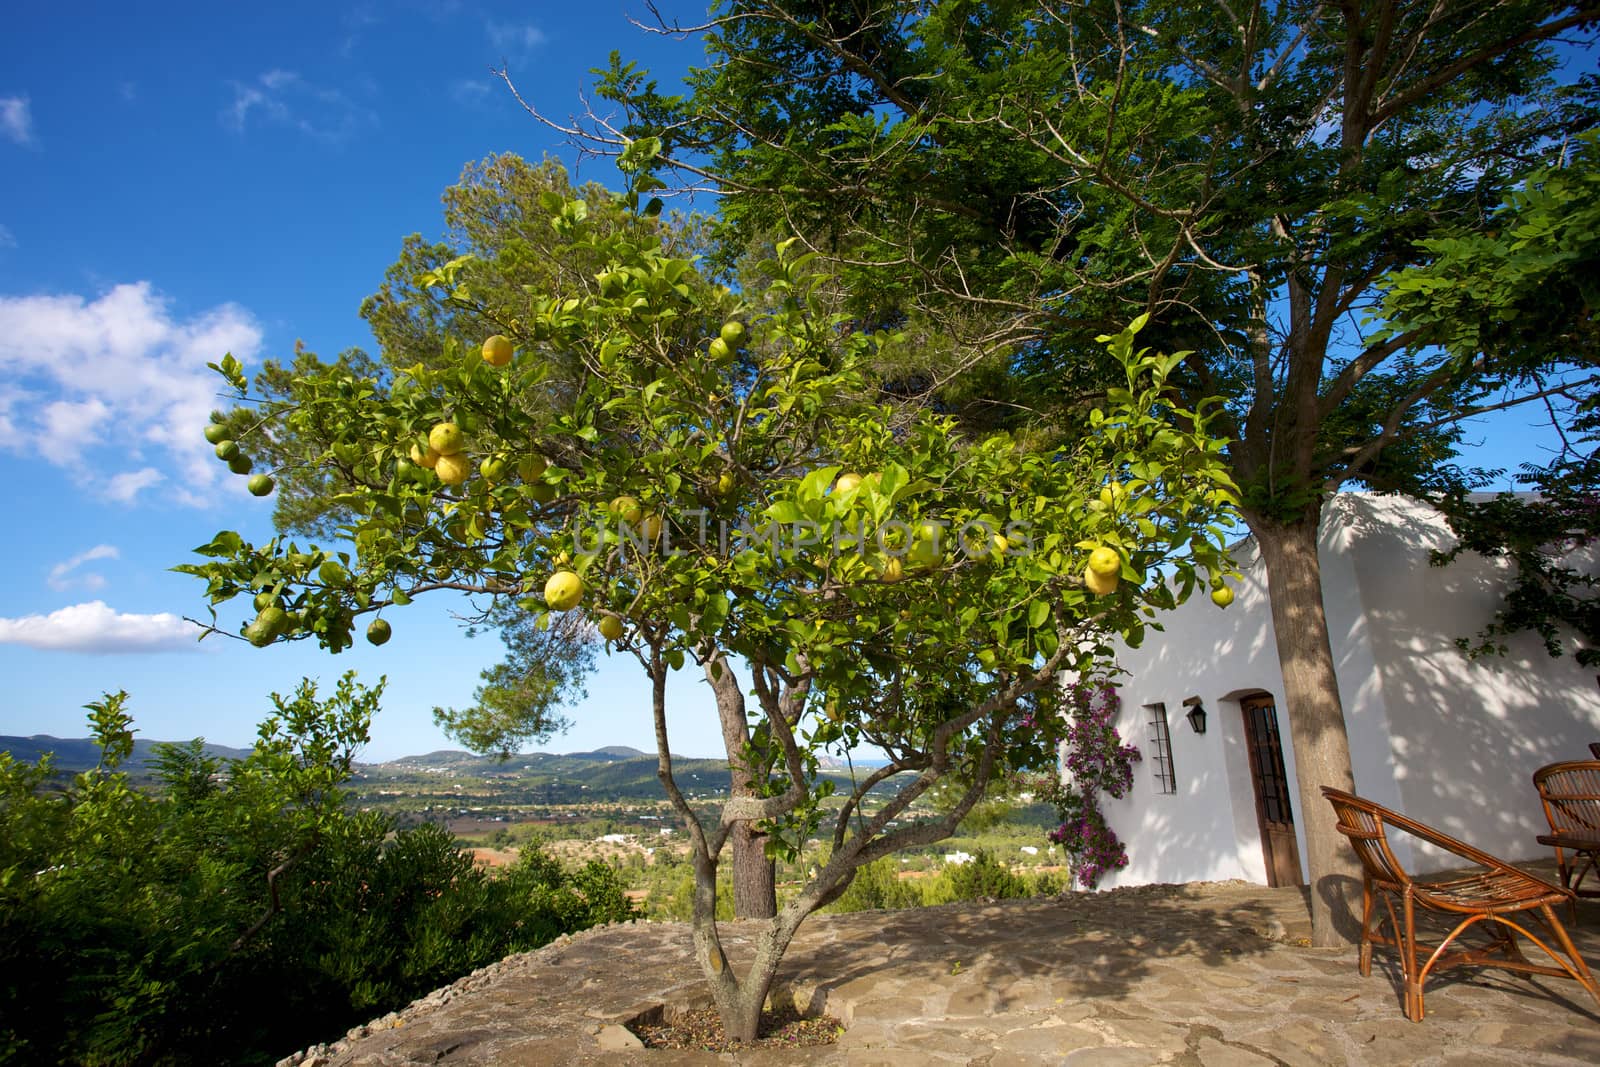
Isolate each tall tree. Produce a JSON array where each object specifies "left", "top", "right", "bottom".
[
  {"left": 544, "top": 0, "right": 1600, "bottom": 943},
  {"left": 1382, "top": 134, "right": 1600, "bottom": 663}
]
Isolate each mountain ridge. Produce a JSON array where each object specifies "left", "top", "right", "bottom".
[{"left": 1, "top": 736, "right": 705, "bottom": 775}]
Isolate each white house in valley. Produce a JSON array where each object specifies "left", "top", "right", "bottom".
[{"left": 1096, "top": 492, "right": 1600, "bottom": 890}]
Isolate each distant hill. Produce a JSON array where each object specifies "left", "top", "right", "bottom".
[
  {"left": 574, "top": 745, "right": 650, "bottom": 760},
  {"left": 2, "top": 736, "right": 892, "bottom": 800},
  {"left": 368, "top": 746, "right": 740, "bottom": 799},
  {"left": 3, "top": 736, "right": 697, "bottom": 779},
  {"left": 0, "top": 735, "right": 254, "bottom": 774}
]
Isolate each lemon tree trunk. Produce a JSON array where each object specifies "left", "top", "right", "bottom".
[
  {"left": 1251, "top": 509, "right": 1365, "bottom": 948},
  {"left": 706, "top": 656, "right": 778, "bottom": 919}
]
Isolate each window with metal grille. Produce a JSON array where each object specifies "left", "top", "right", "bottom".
[{"left": 1147, "top": 703, "right": 1177, "bottom": 794}]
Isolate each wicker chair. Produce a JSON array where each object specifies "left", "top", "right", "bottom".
[
  {"left": 1322, "top": 787, "right": 1600, "bottom": 1021},
  {"left": 1533, "top": 760, "right": 1600, "bottom": 905},
  {"left": 1589, "top": 742, "right": 1600, "bottom": 760}
]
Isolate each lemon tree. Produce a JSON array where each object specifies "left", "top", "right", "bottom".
[{"left": 180, "top": 168, "right": 1237, "bottom": 1042}]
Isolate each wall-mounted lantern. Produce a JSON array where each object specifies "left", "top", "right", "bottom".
[{"left": 1182, "top": 696, "right": 1207, "bottom": 735}]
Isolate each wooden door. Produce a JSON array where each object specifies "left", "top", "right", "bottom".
[{"left": 1240, "top": 695, "right": 1304, "bottom": 887}]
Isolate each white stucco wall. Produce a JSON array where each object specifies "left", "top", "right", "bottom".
[
  {"left": 1092, "top": 493, "right": 1600, "bottom": 890},
  {"left": 1341, "top": 495, "right": 1600, "bottom": 865}
]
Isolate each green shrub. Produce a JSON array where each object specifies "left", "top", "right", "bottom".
[
  {"left": 0, "top": 678, "right": 635, "bottom": 1066},
  {"left": 923, "top": 850, "right": 1029, "bottom": 905},
  {"left": 826, "top": 857, "right": 925, "bottom": 912}
]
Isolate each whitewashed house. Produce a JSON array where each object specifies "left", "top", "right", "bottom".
[{"left": 1098, "top": 493, "right": 1600, "bottom": 890}]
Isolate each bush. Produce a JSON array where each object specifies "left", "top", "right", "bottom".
[
  {"left": 923, "top": 850, "right": 1030, "bottom": 905},
  {"left": 827, "top": 857, "right": 924, "bottom": 913},
  {"left": 0, "top": 679, "right": 635, "bottom": 1066}
]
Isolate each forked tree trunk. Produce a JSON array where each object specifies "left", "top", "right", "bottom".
[
  {"left": 692, "top": 842, "right": 843, "bottom": 1044},
  {"left": 705, "top": 656, "right": 778, "bottom": 919},
  {"left": 1251, "top": 509, "right": 1365, "bottom": 947}
]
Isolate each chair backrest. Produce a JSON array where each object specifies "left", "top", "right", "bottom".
[
  {"left": 1534, "top": 760, "right": 1600, "bottom": 836},
  {"left": 1321, "top": 787, "right": 1414, "bottom": 889},
  {"left": 1324, "top": 783, "right": 1561, "bottom": 902}
]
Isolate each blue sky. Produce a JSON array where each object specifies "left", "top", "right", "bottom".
[
  {"left": 0, "top": 3, "right": 1575, "bottom": 761},
  {"left": 0, "top": 1, "right": 727, "bottom": 759}
]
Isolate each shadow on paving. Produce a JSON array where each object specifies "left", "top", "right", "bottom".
[
  {"left": 745, "top": 881, "right": 1314, "bottom": 1015},
  {"left": 302, "top": 876, "right": 1600, "bottom": 1066}
]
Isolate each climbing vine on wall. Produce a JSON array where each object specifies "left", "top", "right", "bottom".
[{"left": 1035, "top": 682, "right": 1141, "bottom": 888}]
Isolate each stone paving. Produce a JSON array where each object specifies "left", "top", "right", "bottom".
[{"left": 291, "top": 879, "right": 1600, "bottom": 1066}]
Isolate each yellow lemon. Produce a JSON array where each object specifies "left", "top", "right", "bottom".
[
  {"left": 410, "top": 442, "right": 441, "bottom": 470},
  {"left": 835, "top": 472, "right": 863, "bottom": 495},
  {"left": 1084, "top": 565, "right": 1119, "bottom": 596},
  {"left": 609, "top": 495, "right": 643, "bottom": 524},
  {"left": 545, "top": 570, "right": 584, "bottom": 612},
  {"left": 878, "top": 557, "right": 905, "bottom": 583},
  {"left": 428, "top": 422, "right": 465, "bottom": 456},
  {"left": 597, "top": 614, "right": 624, "bottom": 641},
  {"left": 1088, "top": 546, "right": 1121, "bottom": 578},
  {"left": 1211, "top": 586, "right": 1235, "bottom": 608},
  {"left": 436, "top": 451, "right": 471, "bottom": 486},
  {"left": 481, "top": 334, "right": 514, "bottom": 367}
]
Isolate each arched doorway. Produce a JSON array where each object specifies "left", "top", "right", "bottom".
[{"left": 1239, "top": 694, "right": 1304, "bottom": 887}]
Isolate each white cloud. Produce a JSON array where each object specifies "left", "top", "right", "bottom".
[
  {"left": 48, "top": 545, "right": 120, "bottom": 591},
  {"left": 450, "top": 79, "right": 493, "bottom": 106},
  {"left": 487, "top": 21, "right": 547, "bottom": 53},
  {"left": 0, "top": 601, "right": 201, "bottom": 654},
  {"left": 106, "top": 468, "right": 166, "bottom": 503},
  {"left": 339, "top": 5, "right": 381, "bottom": 57},
  {"left": 0, "top": 282, "right": 263, "bottom": 507},
  {"left": 0, "top": 95, "right": 32, "bottom": 145},
  {"left": 223, "top": 70, "right": 378, "bottom": 143},
  {"left": 0, "top": 223, "right": 14, "bottom": 248}
]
